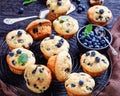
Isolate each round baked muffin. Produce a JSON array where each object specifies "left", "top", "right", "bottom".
[
  {"left": 80, "top": 50, "right": 109, "bottom": 77},
  {"left": 40, "top": 34, "right": 70, "bottom": 59},
  {"left": 53, "top": 15, "right": 79, "bottom": 39},
  {"left": 90, "top": 0, "right": 104, "bottom": 5},
  {"left": 6, "top": 29, "right": 33, "bottom": 50},
  {"left": 26, "top": 19, "right": 52, "bottom": 40},
  {"left": 47, "top": 51, "right": 72, "bottom": 82},
  {"left": 65, "top": 72, "right": 95, "bottom": 96},
  {"left": 6, "top": 48, "right": 36, "bottom": 75},
  {"left": 87, "top": 5, "right": 112, "bottom": 26},
  {"left": 24, "top": 64, "right": 52, "bottom": 93},
  {"left": 46, "top": 0, "right": 71, "bottom": 21}
]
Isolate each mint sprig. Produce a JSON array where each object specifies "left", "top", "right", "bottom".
[
  {"left": 17, "top": 53, "right": 28, "bottom": 65},
  {"left": 84, "top": 24, "right": 93, "bottom": 37},
  {"left": 23, "top": 0, "right": 36, "bottom": 5}
]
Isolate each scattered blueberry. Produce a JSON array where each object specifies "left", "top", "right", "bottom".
[
  {"left": 79, "top": 80, "right": 84, "bottom": 85},
  {"left": 56, "top": 42, "right": 62, "bottom": 48},
  {"left": 95, "top": 57, "right": 100, "bottom": 63},
  {"left": 77, "top": 7, "right": 83, "bottom": 13},
  {"left": 91, "top": 51, "right": 96, "bottom": 56},
  {"left": 59, "top": 39, "right": 64, "bottom": 43},
  {"left": 18, "top": 8, "right": 24, "bottom": 14},
  {"left": 57, "top": 1, "right": 62, "bottom": 6},
  {"left": 17, "top": 31, "right": 22, "bottom": 36},
  {"left": 50, "top": 34, "right": 55, "bottom": 39},
  {"left": 99, "top": 9, "right": 104, "bottom": 14},
  {"left": 16, "top": 49, "right": 22, "bottom": 54},
  {"left": 76, "top": 0, "right": 81, "bottom": 4},
  {"left": 9, "top": 51, "right": 14, "bottom": 56},
  {"left": 86, "top": 51, "right": 90, "bottom": 56}
]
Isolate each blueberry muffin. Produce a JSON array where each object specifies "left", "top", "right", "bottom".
[
  {"left": 40, "top": 34, "right": 70, "bottom": 59},
  {"left": 87, "top": 5, "right": 113, "bottom": 26},
  {"left": 6, "top": 48, "right": 36, "bottom": 75},
  {"left": 65, "top": 72, "right": 95, "bottom": 96},
  {"left": 6, "top": 29, "right": 33, "bottom": 50},
  {"left": 90, "top": 0, "right": 104, "bottom": 5},
  {"left": 80, "top": 50, "right": 109, "bottom": 76},
  {"left": 46, "top": 0, "right": 71, "bottom": 21},
  {"left": 26, "top": 19, "right": 52, "bottom": 40},
  {"left": 24, "top": 64, "right": 52, "bottom": 93},
  {"left": 53, "top": 15, "right": 79, "bottom": 39},
  {"left": 47, "top": 51, "right": 72, "bottom": 82}
]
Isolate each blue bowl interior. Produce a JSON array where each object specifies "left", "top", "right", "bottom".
[{"left": 76, "top": 24, "right": 112, "bottom": 51}]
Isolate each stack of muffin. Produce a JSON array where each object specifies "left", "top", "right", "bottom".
[{"left": 5, "top": 0, "right": 111, "bottom": 95}]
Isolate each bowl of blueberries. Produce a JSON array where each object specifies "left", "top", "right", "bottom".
[{"left": 76, "top": 24, "right": 112, "bottom": 52}]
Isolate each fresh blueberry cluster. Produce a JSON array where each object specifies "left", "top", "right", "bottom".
[{"left": 79, "top": 30, "right": 110, "bottom": 49}]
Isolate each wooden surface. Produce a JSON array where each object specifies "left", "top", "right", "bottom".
[{"left": 0, "top": 0, "right": 120, "bottom": 96}]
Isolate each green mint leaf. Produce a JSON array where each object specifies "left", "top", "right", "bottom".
[
  {"left": 17, "top": 53, "right": 28, "bottom": 65},
  {"left": 84, "top": 24, "right": 93, "bottom": 37},
  {"left": 60, "top": 16, "right": 68, "bottom": 23},
  {"left": 23, "top": 0, "right": 36, "bottom": 5}
]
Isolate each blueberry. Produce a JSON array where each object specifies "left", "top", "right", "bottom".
[
  {"left": 92, "top": 37, "right": 96, "bottom": 42},
  {"left": 56, "top": 42, "right": 62, "bottom": 48},
  {"left": 33, "top": 28, "right": 38, "bottom": 33},
  {"left": 77, "top": 7, "right": 83, "bottom": 13},
  {"left": 89, "top": 45, "right": 93, "bottom": 48},
  {"left": 79, "top": 80, "right": 84, "bottom": 85},
  {"left": 95, "top": 45, "right": 100, "bottom": 48},
  {"left": 9, "top": 51, "right": 14, "bottom": 56},
  {"left": 103, "top": 44, "right": 107, "bottom": 47},
  {"left": 17, "top": 31, "right": 22, "bottom": 36},
  {"left": 59, "top": 39, "right": 64, "bottom": 43},
  {"left": 86, "top": 51, "right": 90, "bottom": 56},
  {"left": 81, "top": 5, "right": 86, "bottom": 11},
  {"left": 86, "top": 35, "right": 91, "bottom": 40},
  {"left": 91, "top": 51, "right": 96, "bottom": 56},
  {"left": 100, "top": 39, "right": 106, "bottom": 45},
  {"left": 99, "top": 27, "right": 104, "bottom": 33},
  {"left": 95, "top": 57, "right": 100, "bottom": 63},
  {"left": 16, "top": 49, "right": 22, "bottom": 54},
  {"left": 85, "top": 39, "right": 89, "bottom": 43},
  {"left": 50, "top": 34, "right": 55, "bottom": 39},
  {"left": 99, "top": 9, "right": 104, "bottom": 14},
  {"left": 78, "top": 4, "right": 86, "bottom": 11},
  {"left": 81, "top": 31, "right": 85, "bottom": 36},
  {"left": 57, "top": 1, "right": 62, "bottom": 6},
  {"left": 76, "top": 0, "right": 81, "bottom": 4},
  {"left": 88, "top": 41, "right": 92, "bottom": 45},
  {"left": 90, "top": 31, "right": 95, "bottom": 35},
  {"left": 96, "top": 39, "right": 99, "bottom": 43},
  {"left": 93, "top": 42, "right": 97, "bottom": 46},
  {"left": 18, "top": 8, "right": 24, "bottom": 14},
  {"left": 80, "top": 36, "right": 85, "bottom": 41},
  {"left": 83, "top": 42, "right": 88, "bottom": 46}
]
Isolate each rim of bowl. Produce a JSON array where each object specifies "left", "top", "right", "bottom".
[{"left": 76, "top": 24, "right": 112, "bottom": 50}]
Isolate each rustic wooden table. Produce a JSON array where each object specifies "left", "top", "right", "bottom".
[{"left": 0, "top": 0, "right": 120, "bottom": 96}]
